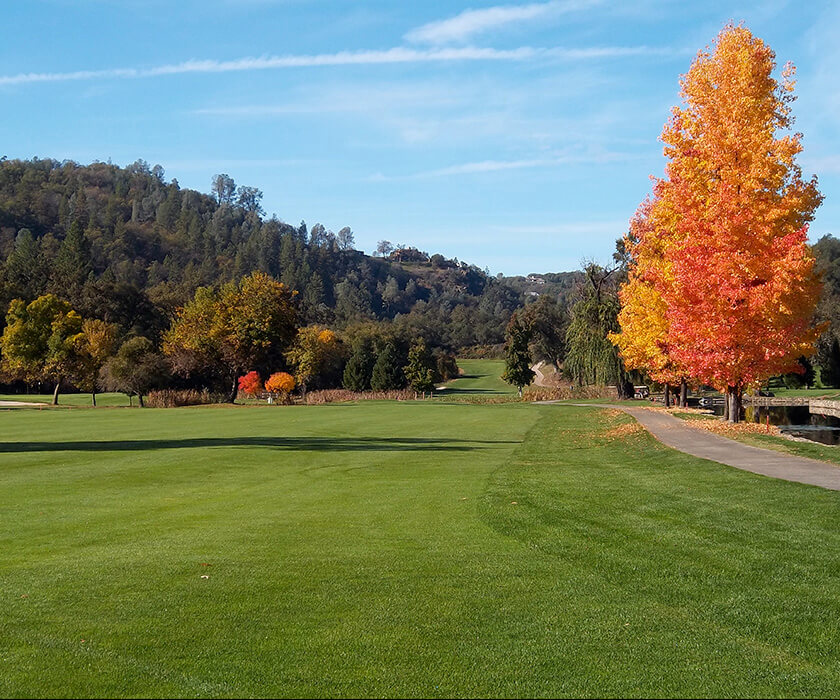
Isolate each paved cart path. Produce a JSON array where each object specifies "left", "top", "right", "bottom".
[{"left": 539, "top": 401, "right": 840, "bottom": 491}]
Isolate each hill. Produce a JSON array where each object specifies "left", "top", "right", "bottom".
[{"left": 0, "top": 157, "right": 577, "bottom": 349}]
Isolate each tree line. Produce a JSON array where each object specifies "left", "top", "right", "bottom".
[{"left": 0, "top": 271, "right": 461, "bottom": 405}]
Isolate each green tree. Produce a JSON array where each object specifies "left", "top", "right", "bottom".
[
  {"left": 52, "top": 221, "right": 92, "bottom": 306},
  {"left": 3, "top": 229, "right": 45, "bottom": 300},
  {"left": 0, "top": 294, "right": 84, "bottom": 404},
  {"left": 404, "top": 337, "right": 436, "bottom": 396},
  {"left": 370, "top": 341, "right": 405, "bottom": 391},
  {"left": 501, "top": 313, "right": 534, "bottom": 396},
  {"left": 100, "top": 337, "right": 168, "bottom": 407},
  {"left": 522, "top": 294, "right": 568, "bottom": 369},
  {"left": 343, "top": 337, "right": 376, "bottom": 391}
]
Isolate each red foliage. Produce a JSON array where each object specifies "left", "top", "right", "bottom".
[{"left": 238, "top": 371, "right": 263, "bottom": 397}]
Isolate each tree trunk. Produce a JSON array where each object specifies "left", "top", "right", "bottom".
[
  {"left": 228, "top": 374, "right": 239, "bottom": 404},
  {"left": 92, "top": 390, "right": 97, "bottom": 407},
  {"left": 52, "top": 378, "right": 61, "bottom": 406},
  {"left": 723, "top": 388, "right": 730, "bottom": 421},
  {"left": 728, "top": 385, "right": 740, "bottom": 423},
  {"left": 664, "top": 384, "right": 671, "bottom": 408},
  {"left": 138, "top": 393, "right": 145, "bottom": 408},
  {"left": 518, "top": 386, "right": 523, "bottom": 397},
  {"left": 679, "top": 379, "right": 687, "bottom": 408}
]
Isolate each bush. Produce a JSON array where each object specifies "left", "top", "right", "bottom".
[
  {"left": 145, "top": 389, "right": 226, "bottom": 407},
  {"left": 435, "top": 352, "right": 459, "bottom": 382}
]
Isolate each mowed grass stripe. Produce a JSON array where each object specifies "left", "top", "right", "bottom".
[{"left": 1, "top": 402, "right": 840, "bottom": 697}]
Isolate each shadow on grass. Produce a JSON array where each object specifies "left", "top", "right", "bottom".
[{"left": 0, "top": 436, "right": 517, "bottom": 454}]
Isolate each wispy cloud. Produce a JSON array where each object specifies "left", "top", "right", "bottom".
[
  {"left": 372, "top": 152, "right": 643, "bottom": 180},
  {"left": 0, "top": 44, "right": 680, "bottom": 87},
  {"left": 0, "top": 47, "right": 535, "bottom": 86},
  {"left": 405, "top": 1, "right": 598, "bottom": 45}
]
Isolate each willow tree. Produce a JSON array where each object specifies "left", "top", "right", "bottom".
[{"left": 565, "top": 264, "right": 633, "bottom": 398}]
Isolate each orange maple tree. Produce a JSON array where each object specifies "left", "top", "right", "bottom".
[
  {"left": 265, "top": 371, "right": 295, "bottom": 398},
  {"left": 613, "top": 24, "right": 823, "bottom": 420}
]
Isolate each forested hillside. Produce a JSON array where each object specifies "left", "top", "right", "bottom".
[{"left": 0, "top": 157, "right": 575, "bottom": 350}]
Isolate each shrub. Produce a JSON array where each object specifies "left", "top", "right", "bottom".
[{"left": 238, "top": 371, "right": 263, "bottom": 397}]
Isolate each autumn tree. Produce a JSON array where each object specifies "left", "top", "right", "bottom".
[
  {"left": 285, "top": 326, "right": 345, "bottom": 397},
  {"left": 0, "top": 294, "right": 84, "bottom": 404},
  {"left": 238, "top": 371, "right": 264, "bottom": 398},
  {"left": 72, "top": 318, "right": 119, "bottom": 406},
  {"left": 266, "top": 371, "right": 295, "bottom": 403},
  {"left": 163, "top": 272, "right": 298, "bottom": 402},
  {"left": 609, "top": 202, "right": 689, "bottom": 407},
  {"left": 501, "top": 312, "right": 534, "bottom": 396},
  {"left": 640, "top": 24, "right": 823, "bottom": 421}
]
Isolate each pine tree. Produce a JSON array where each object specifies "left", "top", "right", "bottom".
[
  {"left": 52, "top": 221, "right": 92, "bottom": 306},
  {"left": 343, "top": 338, "right": 376, "bottom": 391},
  {"left": 370, "top": 341, "right": 405, "bottom": 391}
]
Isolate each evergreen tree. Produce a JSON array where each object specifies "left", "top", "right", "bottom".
[
  {"left": 52, "top": 221, "right": 92, "bottom": 305},
  {"left": 370, "top": 341, "right": 405, "bottom": 391},
  {"left": 501, "top": 312, "right": 534, "bottom": 396},
  {"left": 818, "top": 337, "right": 840, "bottom": 388},
  {"left": 4, "top": 229, "right": 44, "bottom": 300},
  {"left": 343, "top": 338, "right": 376, "bottom": 391}
]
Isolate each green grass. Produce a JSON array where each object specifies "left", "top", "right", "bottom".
[
  {"left": 714, "top": 430, "right": 840, "bottom": 467},
  {"left": 3, "top": 402, "right": 840, "bottom": 697},
  {"left": 767, "top": 388, "right": 840, "bottom": 399},
  {"left": 440, "top": 359, "right": 515, "bottom": 396},
  {"left": 0, "top": 392, "right": 131, "bottom": 407}
]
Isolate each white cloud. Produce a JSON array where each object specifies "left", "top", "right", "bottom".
[
  {"left": 0, "top": 47, "right": 537, "bottom": 86},
  {"left": 0, "top": 43, "right": 679, "bottom": 88},
  {"left": 372, "top": 151, "right": 643, "bottom": 180},
  {"left": 405, "top": 1, "right": 597, "bottom": 45}
]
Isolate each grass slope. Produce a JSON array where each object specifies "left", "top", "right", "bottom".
[
  {"left": 442, "top": 359, "right": 513, "bottom": 396},
  {"left": 2, "top": 402, "right": 840, "bottom": 697}
]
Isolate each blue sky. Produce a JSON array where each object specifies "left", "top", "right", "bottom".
[{"left": 1, "top": 0, "right": 838, "bottom": 275}]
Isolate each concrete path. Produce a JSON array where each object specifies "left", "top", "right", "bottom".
[{"left": 539, "top": 401, "right": 840, "bottom": 491}]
